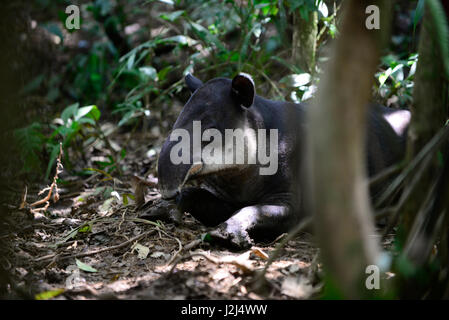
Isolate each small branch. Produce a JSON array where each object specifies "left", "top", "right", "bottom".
[
  {"left": 36, "top": 229, "right": 156, "bottom": 263},
  {"left": 168, "top": 252, "right": 253, "bottom": 276},
  {"left": 256, "top": 216, "right": 312, "bottom": 282},
  {"left": 22, "top": 143, "right": 63, "bottom": 218}
]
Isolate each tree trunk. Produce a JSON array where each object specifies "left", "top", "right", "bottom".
[
  {"left": 395, "top": 0, "right": 449, "bottom": 299},
  {"left": 292, "top": 10, "right": 318, "bottom": 73},
  {"left": 307, "top": 0, "right": 391, "bottom": 298},
  {"left": 401, "top": 3, "right": 449, "bottom": 235}
]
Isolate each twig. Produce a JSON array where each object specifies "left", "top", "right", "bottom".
[
  {"left": 369, "top": 163, "right": 404, "bottom": 188},
  {"left": 381, "top": 151, "right": 435, "bottom": 237},
  {"left": 168, "top": 252, "right": 253, "bottom": 275},
  {"left": 131, "top": 175, "right": 158, "bottom": 207},
  {"left": 168, "top": 252, "right": 220, "bottom": 275},
  {"left": 245, "top": 64, "right": 284, "bottom": 98},
  {"left": 127, "top": 217, "right": 182, "bottom": 264},
  {"left": 256, "top": 216, "right": 313, "bottom": 281},
  {"left": 23, "top": 143, "right": 63, "bottom": 217},
  {"left": 19, "top": 185, "right": 27, "bottom": 210},
  {"left": 375, "top": 125, "right": 449, "bottom": 208},
  {"left": 35, "top": 229, "right": 156, "bottom": 263},
  {"left": 184, "top": 239, "right": 202, "bottom": 251}
]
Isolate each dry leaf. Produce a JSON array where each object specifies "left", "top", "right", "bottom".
[
  {"left": 281, "top": 276, "right": 315, "bottom": 299},
  {"left": 131, "top": 243, "right": 150, "bottom": 259},
  {"left": 251, "top": 247, "right": 269, "bottom": 260}
]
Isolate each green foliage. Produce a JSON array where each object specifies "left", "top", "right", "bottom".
[
  {"left": 16, "top": 0, "right": 343, "bottom": 181},
  {"left": 111, "top": 0, "right": 337, "bottom": 125},
  {"left": 413, "top": 0, "right": 425, "bottom": 34},
  {"left": 14, "top": 122, "right": 46, "bottom": 175},
  {"left": 46, "top": 103, "right": 102, "bottom": 178},
  {"left": 375, "top": 53, "right": 418, "bottom": 107},
  {"left": 286, "top": 0, "right": 320, "bottom": 20},
  {"left": 14, "top": 104, "right": 104, "bottom": 180}
]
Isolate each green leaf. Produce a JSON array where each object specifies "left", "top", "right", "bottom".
[
  {"left": 157, "top": 65, "right": 173, "bottom": 81},
  {"left": 52, "top": 228, "right": 79, "bottom": 248},
  {"left": 280, "top": 73, "right": 311, "bottom": 87},
  {"left": 270, "top": 56, "right": 303, "bottom": 74},
  {"left": 139, "top": 66, "right": 158, "bottom": 81},
  {"left": 163, "top": 35, "right": 197, "bottom": 46},
  {"left": 318, "top": 1, "right": 328, "bottom": 18},
  {"left": 84, "top": 167, "right": 114, "bottom": 180},
  {"left": 426, "top": 0, "right": 449, "bottom": 80},
  {"left": 35, "top": 288, "right": 65, "bottom": 300},
  {"left": 201, "top": 233, "right": 212, "bottom": 242},
  {"left": 122, "top": 193, "right": 134, "bottom": 206},
  {"left": 160, "top": 10, "right": 185, "bottom": 22},
  {"left": 127, "top": 52, "right": 136, "bottom": 70},
  {"left": 77, "top": 117, "right": 96, "bottom": 126},
  {"left": 79, "top": 224, "right": 91, "bottom": 233},
  {"left": 413, "top": 0, "right": 425, "bottom": 35},
  {"left": 75, "top": 105, "right": 101, "bottom": 122},
  {"left": 61, "top": 103, "right": 79, "bottom": 124},
  {"left": 45, "top": 143, "right": 61, "bottom": 180},
  {"left": 120, "top": 148, "right": 126, "bottom": 159},
  {"left": 118, "top": 110, "right": 135, "bottom": 127},
  {"left": 76, "top": 259, "right": 98, "bottom": 273},
  {"left": 189, "top": 22, "right": 225, "bottom": 51}
]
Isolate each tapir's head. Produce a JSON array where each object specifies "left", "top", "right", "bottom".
[{"left": 157, "top": 73, "right": 257, "bottom": 199}]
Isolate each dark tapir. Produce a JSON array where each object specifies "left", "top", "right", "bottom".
[{"left": 153, "top": 73, "right": 410, "bottom": 249}]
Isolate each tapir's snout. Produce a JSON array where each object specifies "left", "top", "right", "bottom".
[
  {"left": 158, "top": 139, "right": 189, "bottom": 199},
  {"left": 157, "top": 138, "right": 203, "bottom": 199}
]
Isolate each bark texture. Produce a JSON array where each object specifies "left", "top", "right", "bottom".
[
  {"left": 292, "top": 10, "right": 318, "bottom": 73},
  {"left": 402, "top": 4, "right": 449, "bottom": 234},
  {"left": 307, "top": 0, "right": 391, "bottom": 298}
]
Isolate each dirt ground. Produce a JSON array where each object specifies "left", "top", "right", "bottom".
[{"left": 0, "top": 128, "right": 325, "bottom": 300}]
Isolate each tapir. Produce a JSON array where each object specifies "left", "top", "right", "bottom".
[{"left": 150, "top": 73, "right": 411, "bottom": 249}]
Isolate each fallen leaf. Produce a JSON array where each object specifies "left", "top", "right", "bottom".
[
  {"left": 251, "top": 247, "right": 269, "bottom": 260},
  {"left": 288, "top": 264, "right": 301, "bottom": 273},
  {"left": 35, "top": 288, "right": 65, "bottom": 300},
  {"left": 150, "top": 251, "right": 165, "bottom": 259},
  {"left": 131, "top": 243, "right": 150, "bottom": 259},
  {"left": 76, "top": 259, "right": 98, "bottom": 273},
  {"left": 98, "top": 197, "right": 117, "bottom": 216},
  {"left": 281, "top": 276, "right": 315, "bottom": 299}
]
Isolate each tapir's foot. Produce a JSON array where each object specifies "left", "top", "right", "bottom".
[
  {"left": 139, "top": 199, "right": 182, "bottom": 224},
  {"left": 208, "top": 204, "right": 294, "bottom": 250},
  {"left": 209, "top": 223, "right": 254, "bottom": 250}
]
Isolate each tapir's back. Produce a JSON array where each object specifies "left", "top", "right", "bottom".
[{"left": 366, "top": 104, "right": 410, "bottom": 177}]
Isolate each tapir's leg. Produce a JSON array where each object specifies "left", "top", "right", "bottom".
[
  {"left": 209, "top": 204, "right": 296, "bottom": 249},
  {"left": 177, "top": 187, "right": 239, "bottom": 227}
]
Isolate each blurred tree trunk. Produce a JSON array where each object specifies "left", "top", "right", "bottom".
[
  {"left": 307, "top": 0, "right": 391, "bottom": 298},
  {"left": 401, "top": 1, "right": 449, "bottom": 235},
  {"left": 395, "top": 0, "right": 449, "bottom": 299},
  {"left": 292, "top": 10, "right": 318, "bottom": 73}
]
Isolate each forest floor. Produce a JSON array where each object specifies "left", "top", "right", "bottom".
[{"left": 1, "top": 128, "right": 325, "bottom": 300}]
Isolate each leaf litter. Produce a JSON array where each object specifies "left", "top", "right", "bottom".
[{"left": 1, "top": 130, "right": 322, "bottom": 300}]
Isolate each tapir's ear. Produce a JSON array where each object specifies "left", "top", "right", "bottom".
[
  {"left": 185, "top": 73, "right": 203, "bottom": 93},
  {"left": 231, "top": 73, "right": 255, "bottom": 108}
]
